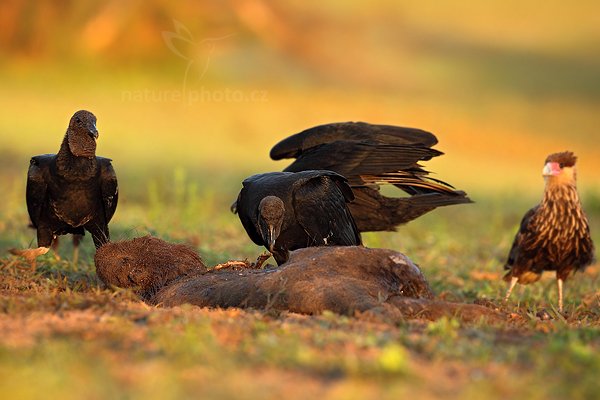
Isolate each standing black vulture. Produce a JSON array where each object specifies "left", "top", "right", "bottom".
[
  {"left": 10, "top": 110, "right": 118, "bottom": 267},
  {"left": 504, "top": 151, "right": 595, "bottom": 312},
  {"left": 234, "top": 170, "right": 361, "bottom": 265},
  {"left": 269, "top": 122, "right": 472, "bottom": 232}
]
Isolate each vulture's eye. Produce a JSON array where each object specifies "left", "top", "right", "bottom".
[
  {"left": 559, "top": 163, "right": 564, "bottom": 168},
  {"left": 75, "top": 117, "right": 81, "bottom": 124}
]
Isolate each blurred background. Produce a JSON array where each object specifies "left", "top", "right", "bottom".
[{"left": 1, "top": 0, "right": 599, "bottom": 265}]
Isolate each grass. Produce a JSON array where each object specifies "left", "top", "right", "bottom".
[{"left": 0, "top": 160, "right": 599, "bottom": 399}]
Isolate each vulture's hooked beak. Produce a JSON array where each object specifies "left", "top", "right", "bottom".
[
  {"left": 267, "top": 225, "right": 276, "bottom": 253},
  {"left": 89, "top": 123, "right": 99, "bottom": 140}
]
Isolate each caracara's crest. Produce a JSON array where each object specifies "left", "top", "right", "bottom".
[{"left": 545, "top": 151, "right": 577, "bottom": 168}]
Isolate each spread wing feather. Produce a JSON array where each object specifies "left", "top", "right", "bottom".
[
  {"left": 270, "top": 121, "right": 438, "bottom": 160},
  {"left": 270, "top": 122, "right": 471, "bottom": 231}
]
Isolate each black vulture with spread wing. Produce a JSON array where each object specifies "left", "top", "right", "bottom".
[
  {"left": 504, "top": 151, "right": 595, "bottom": 312},
  {"left": 10, "top": 110, "right": 118, "bottom": 267},
  {"left": 269, "top": 122, "right": 472, "bottom": 232},
  {"left": 235, "top": 170, "right": 361, "bottom": 265}
]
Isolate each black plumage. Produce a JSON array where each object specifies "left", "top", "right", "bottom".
[
  {"left": 269, "top": 121, "right": 472, "bottom": 232},
  {"left": 504, "top": 151, "right": 595, "bottom": 312},
  {"left": 235, "top": 170, "right": 362, "bottom": 265},
  {"left": 11, "top": 110, "right": 118, "bottom": 266}
]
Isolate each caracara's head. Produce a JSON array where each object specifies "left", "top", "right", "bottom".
[
  {"left": 257, "top": 196, "right": 285, "bottom": 252},
  {"left": 542, "top": 151, "right": 577, "bottom": 186},
  {"left": 67, "top": 110, "right": 98, "bottom": 158}
]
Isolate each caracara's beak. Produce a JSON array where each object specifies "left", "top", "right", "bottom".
[
  {"left": 542, "top": 162, "right": 561, "bottom": 177},
  {"left": 88, "top": 123, "right": 99, "bottom": 140}
]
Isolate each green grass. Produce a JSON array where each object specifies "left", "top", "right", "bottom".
[{"left": 1, "top": 162, "right": 599, "bottom": 399}]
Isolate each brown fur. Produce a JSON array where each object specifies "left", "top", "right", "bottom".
[
  {"left": 153, "top": 246, "right": 434, "bottom": 312},
  {"left": 94, "top": 236, "right": 206, "bottom": 300},
  {"left": 95, "top": 237, "right": 503, "bottom": 323}
]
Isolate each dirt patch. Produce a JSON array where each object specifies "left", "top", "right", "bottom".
[{"left": 94, "top": 237, "right": 504, "bottom": 323}]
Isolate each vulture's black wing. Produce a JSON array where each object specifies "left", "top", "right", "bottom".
[
  {"left": 270, "top": 121, "right": 438, "bottom": 160},
  {"left": 98, "top": 157, "right": 118, "bottom": 223},
  {"left": 283, "top": 141, "right": 450, "bottom": 190},
  {"left": 292, "top": 171, "right": 361, "bottom": 246},
  {"left": 271, "top": 122, "right": 462, "bottom": 197},
  {"left": 26, "top": 155, "right": 53, "bottom": 228},
  {"left": 349, "top": 188, "right": 471, "bottom": 232},
  {"left": 235, "top": 185, "right": 264, "bottom": 246}
]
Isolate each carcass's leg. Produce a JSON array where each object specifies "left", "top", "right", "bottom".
[{"left": 504, "top": 276, "right": 519, "bottom": 303}]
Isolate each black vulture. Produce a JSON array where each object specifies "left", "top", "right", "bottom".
[
  {"left": 10, "top": 110, "right": 118, "bottom": 267},
  {"left": 269, "top": 121, "right": 472, "bottom": 232},
  {"left": 504, "top": 151, "right": 595, "bottom": 312},
  {"left": 234, "top": 170, "right": 361, "bottom": 265}
]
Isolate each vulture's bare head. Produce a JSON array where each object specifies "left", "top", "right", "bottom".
[
  {"left": 67, "top": 110, "right": 99, "bottom": 158},
  {"left": 542, "top": 151, "right": 577, "bottom": 186},
  {"left": 257, "top": 196, "right": 285, "bottom": 252}
]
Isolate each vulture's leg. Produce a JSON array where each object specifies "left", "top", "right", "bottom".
[
  {"left": 50, "top": 237, "right": 61, "bottom": 261},
  {"left": 72, "top": 234, "right": 83, "bottom": 265}
]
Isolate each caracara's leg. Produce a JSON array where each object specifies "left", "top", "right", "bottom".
[
  {"left": 72, "top": 234, "right": 83, "bottom": 265},
  {"left": 504, "top": 276, "right": 519, "bottom": 303},
  {"left": 557, "top": 278, "right": 564, "bottom": 313}
]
